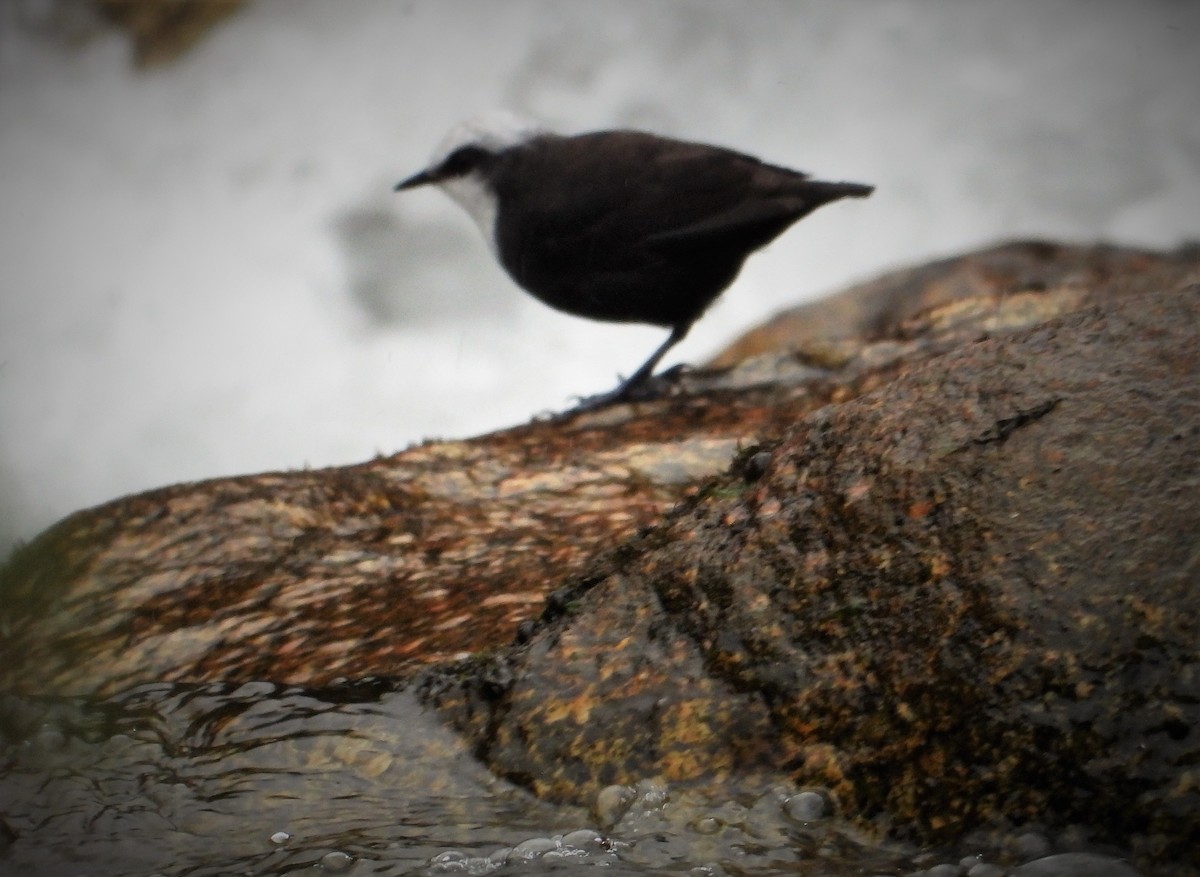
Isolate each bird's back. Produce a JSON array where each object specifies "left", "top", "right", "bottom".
[{"left": 489, "top": 130, "right": 869, "bottom": 328}]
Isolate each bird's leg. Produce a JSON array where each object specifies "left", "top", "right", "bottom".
[
  {"left": 614, "top": 322, "right": 691, "bottom": 398},
  {"left": 568, "top": 323, "right": 691, "bottom": 412}
]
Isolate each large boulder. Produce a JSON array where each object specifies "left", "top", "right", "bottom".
[
  {"left": 429, "top": 263, "right": 1199, "bottom": 867},
  {"left": 2, "top": 240, "right": 1197, "bottom": 867}
]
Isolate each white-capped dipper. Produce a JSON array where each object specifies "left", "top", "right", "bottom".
[{"left": 395, "top": 115, "right": 873, "bottom": 408}]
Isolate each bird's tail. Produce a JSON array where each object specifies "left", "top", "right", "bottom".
[{"left": 807, "top": 180, "right": 875, "bottom": 201}]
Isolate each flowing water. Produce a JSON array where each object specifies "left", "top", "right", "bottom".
[{"left": 0, "top": 680, "right": 1147, "bottom": 877}]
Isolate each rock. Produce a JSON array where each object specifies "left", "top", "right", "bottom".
[
  {"left": 0, "top": 348, "right": 840, "bottom": 696},
  {"left": 1, "top": 240, "right": 1197, "bottom": 869},
  {"left": 95, "top": 0, "right": 246, "bottom": 67},
  {"left": 709, "top": 240, "right": 1183, "bottom": 365},
  {"left": 0, "top": 408, "right": 786, "bottom": 696},
  {"left": 424, "top": 246, "right": 1200, "bottom": 867}
]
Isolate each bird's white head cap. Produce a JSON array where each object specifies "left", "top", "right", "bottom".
[{"left": 431, "top": 110, "right": 541, "bottom": 165}]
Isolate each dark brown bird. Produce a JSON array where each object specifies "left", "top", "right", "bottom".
[{"left": 396, "top": 115, "right": 873, "bottom": 407}]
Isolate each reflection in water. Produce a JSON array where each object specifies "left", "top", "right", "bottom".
[
  {"left": 0, "top": 680, "right": 1141, "bottom": 876},
  {"left": 1, "top": 679, "right": 576, "bottom": 876}
]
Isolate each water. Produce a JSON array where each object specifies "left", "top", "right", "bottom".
[
  {"left": 0, "top": 681, "right": 1148, "bottom": 876},
  {"left": 0, "top": 680, "right": 585, "bottom": 876}
]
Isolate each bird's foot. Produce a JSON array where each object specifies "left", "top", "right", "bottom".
[{"left": 562, "top": 365, "right": 690, "bottom": 415}]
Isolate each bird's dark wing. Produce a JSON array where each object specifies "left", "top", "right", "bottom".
[
  {"left": 495, "top": 131, "right": 812, "bottom": 251},
  {"left": 643, "top": 196, "right": 813, "bottom": 253},
  {"left": 645, "top": 177, "right": 874, "bottom": 254}
]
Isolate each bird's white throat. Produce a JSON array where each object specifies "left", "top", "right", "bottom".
[
  {"left": 438, "top": 172, "right": 500, "bottom": 251},
  {"left": 426, "top": 110, "right": 540, "bottom": 250}
]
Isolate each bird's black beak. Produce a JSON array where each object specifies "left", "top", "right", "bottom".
[{"left": 393, "top": 168, "right": 437, "bottom": 192}]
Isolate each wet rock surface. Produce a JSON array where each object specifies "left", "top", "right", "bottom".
[
  {"left": 0, "top": 380, "right": 816, "bottom": 696},
  {"left": 428, "top": 245, "right": 1200, "bottom": 869},
  {"left": 2, "top": 240, "right": 1198, "bottom": 871}
]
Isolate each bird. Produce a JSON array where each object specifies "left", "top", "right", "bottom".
[{"left": 394, "top": 113, "right": 873, "bottom": 408}]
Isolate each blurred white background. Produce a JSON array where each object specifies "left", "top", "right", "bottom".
[{"left": 1, "top": 0, "right": 1198, "bottom": 553}]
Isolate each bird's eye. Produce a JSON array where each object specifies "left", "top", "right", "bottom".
[{"left": 440, "top": 145, "right": 489, "bottom": 177}]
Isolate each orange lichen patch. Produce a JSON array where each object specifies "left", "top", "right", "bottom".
[{"left": 906, "top": 498, "right": 935, "bottom": 519}]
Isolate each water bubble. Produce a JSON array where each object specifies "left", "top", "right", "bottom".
[
  {"left": 595, "top": 784, "right": 636, "bottom": 827},
  {"left": 319, "top": 850, "right": 354, "bottom": 872},
  {"left": 429, "top": 850, "right": 474, "bottom": 872},
  {"left": 560, "top": 828, "right": 603, "bottom": 849},
  {"left": 510, "top": 836, "right": 557, "bottom": 859},
  {"left": 429, "top": 852, "right": 505, "bottom": 875},
  {"left": 783, "top": 790, "right": 827, "bottom": 822},
  {"left": 636, "top": 781, "right": 669, "bottom": 811},
  {"left": 269, "top": 830, "right": 291, "bottom": 845}
]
